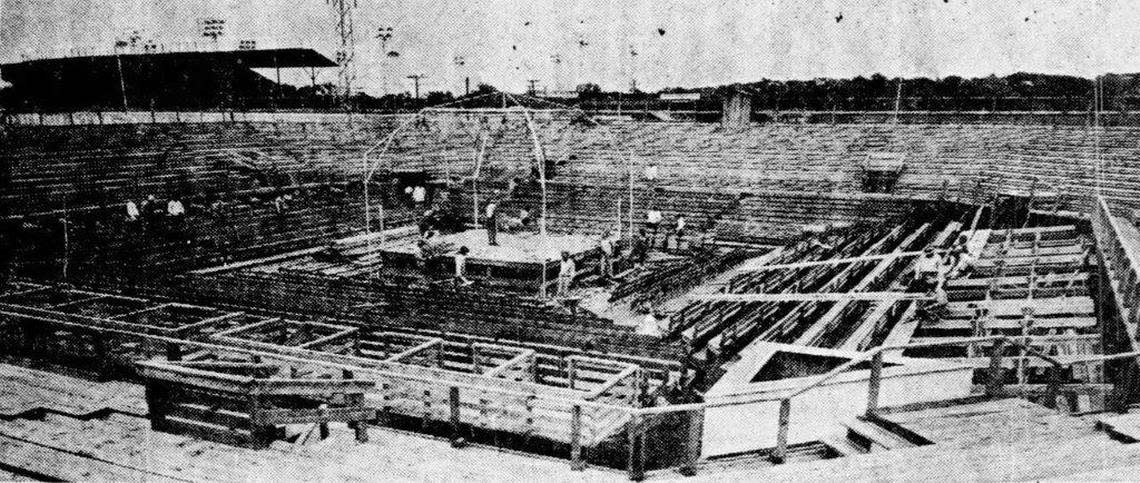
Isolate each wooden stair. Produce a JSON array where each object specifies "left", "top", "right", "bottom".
[{"left": 821, "top": 416, "right": 924, "bottom": 456}]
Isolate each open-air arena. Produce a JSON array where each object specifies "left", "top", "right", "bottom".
[{"left": 5, "top": 2, "right": 1140, "bottom": 481}]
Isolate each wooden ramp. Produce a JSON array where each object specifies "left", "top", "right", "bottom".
[
  {"left": 712, "top": 398, "right": 1140, "bottom": 482},
  {"left": 876, "top": 397, "right": 1099, "bottom": 448},
  {"left": 1098, "top": 413, "right": 1140, "bottom": 443}
]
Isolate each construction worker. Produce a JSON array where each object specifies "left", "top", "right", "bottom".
[
  {"left": 557, "top": 251, "right": 576, "bottom": 296},
  {"left": 599, "top": 231, "right": 617, "bottom": 281},
  {"left": 454, "top": 246, "right": 472, "bottom": 286},
  {"left": 484, "top": 200, "right": 499, "bottom": 246}
]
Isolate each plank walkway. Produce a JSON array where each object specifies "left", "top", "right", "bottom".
[
  {"left": 682, "top": 398, "right": 1139, "bottom": 482},
  {"left": 0, "top": 412, "right": 621, "bottom": 482},
  {"left": 0, "top": 363, "right": 147, "bottom": 418}
]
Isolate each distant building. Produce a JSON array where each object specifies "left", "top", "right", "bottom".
[{"left": 720, "top": 89, "right": 752, "bottom": 128}]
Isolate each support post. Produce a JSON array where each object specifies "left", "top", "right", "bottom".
[
  {"left": 450, "top": 386, "right": 464, "bottom": 447},
  {"left": 248, "top": 388, "right": 272, "bottom": 448},
  {"left": 93, "top": 333, "right": 111, "bottom": 381},
  {"left": 144, "top": 381, "right": 169, "bottom": 431},
  {"left": 626, "top": 413, "right": 645, "bottom": 481},
  {"left": 570, "top": 404, "right": 585, "bottom": 471},
  {"left": 318, "top": 403, "right": 331, "bottom": 440},
  {"left": 866, "top": 351, "right": 884, "bottom": 417},
  {"left": 678, "top": 408, "right": 704, "bottom": 476},
  {"left": 568, "top": 358, "right": 577, "bottom": 390},
  {"left": 771, "top": 398, "right": 791, "bottom": 464},
  {"left": 1045, "top": 364, "right": 1063, "bottom": 411},
  {"left": 986, "top": 339, "right": 1006, "bottom": 397}
]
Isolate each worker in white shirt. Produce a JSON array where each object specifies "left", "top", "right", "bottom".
[
  {"left": 454, "top": 246, "right": 472, "bottom": 286},
  {"left": 637, "top": 312, "right": 664, "bottom": 337},
  {"left": 913, "top": 247, "right": 943, "bottom": 292},
  {"left": 125, "top": 200, "right": 140, "bottom": 221},
  {"left": 485, "top": 201, "right": 499, "bottom": 246},
  {"left": 167, "top": 199, "right": 186, "bottom": 217},
  {"left": 599, "top": 231, "right": 617, "bottom": 281},
  {"left": 646, "top": 209, "right": 663, "bottom": 247},
  {"left": 557, "top": 251, "right": 576, "bottom": 296},
  {"left": 644, "top": 165, "right": 659, "bottom": 182},
  {"left": 412, "top": 185, "right": 427, "bottom": 209},
  {"left": 672, "top": 215, "right": 687, "bottom": 250}
]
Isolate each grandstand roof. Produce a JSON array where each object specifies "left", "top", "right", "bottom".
[
  {"left": 1, "top": 48, "right": 336, "bottom": 71},
  {"left": 0, "top": 48, "right": 335, "bottom": 110}
]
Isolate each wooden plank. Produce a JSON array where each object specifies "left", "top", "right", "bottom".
[
  {"left": 946, "top": 298, "right": 1095, "bottom": 318},
  {"left": 171, "top": 311, "right": 246, "bottom": 336},
  {"left": 798, "top": 224, "right": 930, "bottom": 346},
  {"left": 734, "top": 251, "right": 925, "bottom": 272},
  {"left": 923, "top": 316, "right": 1096, "bottom": 330},
  {"left": 483, "top": 350, "right": 536, "bottom": 378},
  {"left": 385, "top": 338, "right": 443, "bottom": 363},
  {"left": 948, "top": 273, "right": 1088, "bottom": 289},
  {"left": 253, "top": 378, "right": 374, "bottom": 396},
  {"left": 879, "top": 303, "right": 921, "bottom": 349},
  {"left": 296, "top": 328, "right": 359, "bottom": 349},
  {"left": 137, "top": 363, "right": 254, "bottom": 393},
  {"left": 585, "top": 365, "right": 638, "bottom": 400},
  {"left": 209, "top": 317, "right": 282, "bottom": 339},
  {"left": 692, "top": 292, "right": 931, "bottom": 303},
  {"left": 254, "top": 406, "right": 376, "bottom": 425}
]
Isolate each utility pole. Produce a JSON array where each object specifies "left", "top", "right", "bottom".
[
  {"left": 407, "top": 74, "right": 426, "bottom": 98},
  {"left": 454, "top": 56, "right": 466, "bottom": 96}
]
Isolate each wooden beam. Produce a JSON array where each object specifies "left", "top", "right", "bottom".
[
  {"left": 733, "top": 251, "right": 925, "bottom": 273},
  {"left": 691, "top": 292, "right": 932, "bottom": 303},
  {"left": 210, "top": 317, "right": 282, "bottom": 339},
  {"left": 253, "top": 406, "right": 376, "bottom": 425},
  {"left": 253, "top": 378, "right": 374, "bottom": 396},
  {"left": 796, "top": 224, "right": 931, "bottom": 346},
  {"left": 585, "top": 364, "right": 639, "bottom": 400},
  {"left": 923, "top": 316, "right": 1097, "bottom": 330},
  {"left": 108, "top": 303, "right": 174, "bottom": 320},
  {"left": 171, "top": 311, "right": 246, "bottom": 336},
  {"left": 482, "top": 349, "right": 536, "bottom": 378},
  {"left": 296, "top": 328, "right": 359, "bottom": 349},
  {"left": 384, "top": 338, "right": 443, "bottom": 363},
  {"left": 946, "top": 297, "right": 1094, "bottom": 318}
]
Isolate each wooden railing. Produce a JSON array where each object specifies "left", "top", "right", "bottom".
[
  {"left": 1092, "top": 195, "right": 1140, "bottom": 346},
  {"left": 10, "top": 285, "right": 1140, "bottom": 481}
]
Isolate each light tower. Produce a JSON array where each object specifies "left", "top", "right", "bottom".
[
  {"left": 376, "top": 27, "right": 394, "bottom": 94},
  {"left": 329, "top": 0, "right": 356, "bottom": 107}
]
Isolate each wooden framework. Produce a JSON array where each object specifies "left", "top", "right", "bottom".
[{"left": 0, "top": 283, "right": 673, "bottom": 459}]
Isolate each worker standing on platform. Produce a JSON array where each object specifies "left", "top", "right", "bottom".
[
  {"left": 485, "top": 200, "right": 499, "bottom": 246},
  {"left": 454, "top": 246, "right": 472, "bottom": 286},
  {"left": 646, "top": 209, "right": 663, "bottom": 247},
  {"left": 599, "top": 231, "right": 617, "bottom": 282},
  {"left": 672, "top": 215, "right": 687, "bottom": 251},
  {"left": 557, "top": 251, "right": 576, "bottom": 296},
  {"left": 913, "top": 247, "right": 943, "bottom": 292},
  {"left": 632, "top": 228, "right": 650, "bottom": 266},
  {"left": 125, "top": 199, "right": 140, "bottom": 222}
]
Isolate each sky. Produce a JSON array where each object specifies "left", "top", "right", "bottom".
[{"left": 1, "top": 0, "right": 1138, "bottom": 95}]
